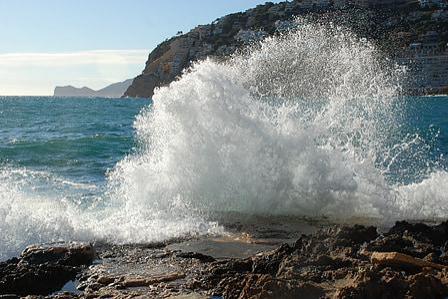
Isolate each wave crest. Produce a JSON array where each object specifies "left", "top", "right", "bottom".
[{"left": 1, "top": 21, "right": 447, "bottom": 260}]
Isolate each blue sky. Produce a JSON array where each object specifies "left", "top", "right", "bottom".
[{"left": 0, "top": 0, "right": 271, "bottom": 95}]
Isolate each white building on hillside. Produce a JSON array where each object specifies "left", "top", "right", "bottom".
[
  {"left": 398, "top": 33, "right": 448, "bottom": 94},
  {"left": 419, "top": 0, "right": 447, "bottom": 8},
  {"left": 296, "top": 0, "right": 330, "bottom": 9}
]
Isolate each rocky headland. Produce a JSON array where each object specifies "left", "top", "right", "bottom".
[
  {"left": 124, "top": 1, "right": 448, "bottom": 98},
  {"left": 2, "top": 220, "right": 448, "bottom": 298},
  {"left": 54, "top": 79, "right": 133, "bottom": 98}
]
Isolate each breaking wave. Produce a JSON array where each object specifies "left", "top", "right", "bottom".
[
  {"left": 110, "top": 22, "right": 447, "bottom": 219},
  {"left": 1, "top": 21, "right": 447, "bottom": 260}
]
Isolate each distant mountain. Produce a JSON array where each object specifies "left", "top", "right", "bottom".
[{"left": 54, "top": 79, "right": 133, "bottom": 98}]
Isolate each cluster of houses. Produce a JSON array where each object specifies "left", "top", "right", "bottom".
[
  {"left": 284, "top": 0, "right": 448, "bottom": 94},
  {"left": 207, "top": 0, "right": 448, "bottom": 95},
  {"left": 398, "top": 31, "right": 448, "bottom": 94},
  {"left": 287, "top": 0, "right": 447, "bottom": 9}
]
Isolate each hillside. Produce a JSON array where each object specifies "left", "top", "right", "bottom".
[{"left": 124, "top": 0, "right": 448, "bottom": 98}]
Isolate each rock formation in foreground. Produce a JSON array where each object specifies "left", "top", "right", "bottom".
[
  {"left": 54, "top": 79, "right": 133, "bottom": 98},
  {"left": 2, "top": 221, "right": 448, "bottom": 298},
  {"left": 0, "top": 243, "right": 95, "bottom": 296}
]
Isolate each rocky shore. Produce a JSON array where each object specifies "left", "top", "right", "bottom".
[{"left": 2, "top": 220, "right": 448, "bottom": 298}]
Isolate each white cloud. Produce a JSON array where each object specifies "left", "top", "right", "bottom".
[
  {"left": 0, "top": 50, "right": 148, "bottom": 95},
  {"left": 0, "top": 50, "right": 148, "bottom": 67}
]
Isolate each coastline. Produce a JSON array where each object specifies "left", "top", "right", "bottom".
[
  {"left": 2, "top": 219, "right": 448, "bottom": 298},
  {"left": 2, "top": 0, "right": 448, "bottom": 298}
]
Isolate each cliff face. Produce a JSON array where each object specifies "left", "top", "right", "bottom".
[
  {"left": 124, "top": 34, "right": 214, "bottom": 98},
  {"left": 124, "top": 2, "right": 300, "bottom": 98},
  {"left": 124, "top": 0, "right": 448, "bottom": 98}
]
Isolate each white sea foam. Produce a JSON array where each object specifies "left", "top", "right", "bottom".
[
  {"left": 0, "top": 167, "right": 80, "bottom": 259},
  {"left": 107, "top": 23, "right": 402, "bottom": 218},
  {"left": 0, "top": 167, "right": 222, "bottom": 260},
  {"left": 1, "top": 21, "right": 447, "bottom": 260}
]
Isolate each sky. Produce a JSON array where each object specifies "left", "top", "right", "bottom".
[{"left": 0, "top": 0, "right": 271, "bottom": 95}]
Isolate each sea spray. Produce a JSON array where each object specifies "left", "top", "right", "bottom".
[
  {"left": 0, "top": 167, "right": 84, "bottom": 259},
  {"left": 1, "top": 21, "right": 447, "bottom": 260},
  {"left": 107, "top": 22, "right": 405, "bottom": 219}
]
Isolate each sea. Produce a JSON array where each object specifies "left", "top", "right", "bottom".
[{"left": 1, "top": 23, "right": 448, "bottom": 260}]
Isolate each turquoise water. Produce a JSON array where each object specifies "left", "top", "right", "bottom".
[
  {"left": 2, "top": 26, "right": 448, "bottom": 261},
  {"left": 1, "top": 96, "right": 447, "bottom": 195},
  {"left": 0, "top": 95, "right": 447, "bottom": 260},
  {"left": 0, "top": 97, "right": 148, "bottom": 198},
  {"left": 386, "top": 96, "right": 448, "bottom": 183}
]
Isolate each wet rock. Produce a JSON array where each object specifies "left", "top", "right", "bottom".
[
  {"left": 365, "top": 233, "right": 435, "bottom": 258},
  {"left": 83, "top": 282, "right": 103, "bottom": 292},
  {"left": 196, "top": 224, "right": 448, "bottom": 298},
  {"left": 209, "top": 259, "right": 253, "bottom": 276},
  {"left": 364, "top": 221, "right": 448, "bottom": 264},
  {"left": 389, "top": 221, "right": 448, "bottom": 246},
  {"left": 251, "top": 243, "right": 293, "bottom": 275},
  {"left": 0, "top": 243, "right": 95, "bottom": 296},
  {"left": 176, "top": 252, "right": 215, "bottom": 263},
  {"left": 11, "top": 222, "right": 448, "bottom": 298},
  {"left": 21, "top": 243, "right": 96, "bottom": 266},
  {"left": 332, "top": 225, "right": 378, "bottom": 247},
  {"left": 293, "top": 225, "right": 378, "bottom": 258},
  {"left": 96, "top": 275, "right": 115, "bottom": 285}
]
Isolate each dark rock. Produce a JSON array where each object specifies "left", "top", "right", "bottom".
[
  {"left": 209, "top": 259, "right": 253, "bottom": 276},
  {"left": 389, "top": 221, "right": 448, "bottom": 246},
  {"left": 196, "top": 223, "right": 448, "bottom": 298},
  {"left": 18, "top": 222, "right": 448, "bottom": 298},
  {"left": 237, "top": 274, "right": 325, "bottom": 299},
  {"left": 334, "top": 268, "right": 409, "bottom": 299},
  {"left": 332, "top": 225, "right": 378, "bottom": 247},
  {"left": 0, "top": 243, "right": 95, "bottom": 296},
  {"left": 251, "top": 243, "right": 293, "bottom": 275},
  {"left": 199, "top": 259, "right": 253, "bottom": 291},
  {"left": 365, "top": 221, "right": 448, "bottom": 260},
  {"left": 176, "top": 251, "right": 216, "bottom": 263},
  {"left": 292, "top": 225, "right": 378, "bottom": 260},
  {"left": 21, "top": 243, "right": 96, "bottom": 266},
  {"left": 407, "top": 272, "right": 448, "bottom": 298}
]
